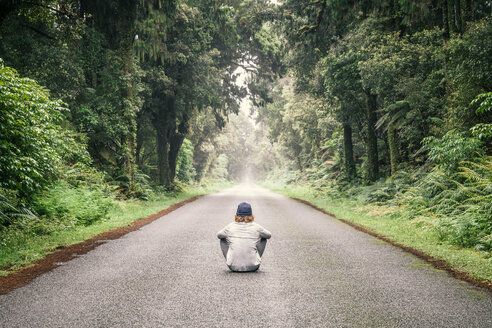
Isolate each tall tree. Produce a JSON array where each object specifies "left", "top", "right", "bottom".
[
  {"left": 78, "top": 0, "right": 139, "bottom": 186},
  {"left": 137, "top": 1, "right": 244, "bottom": 186}
]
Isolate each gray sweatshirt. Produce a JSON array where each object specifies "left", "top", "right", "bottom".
[{"left": 217, "top": 222, "right": 272, "bottom": 271}]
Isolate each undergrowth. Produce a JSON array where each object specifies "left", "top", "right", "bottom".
[{"left": 268, "top": 130, "right": 492, "bottom": 253}]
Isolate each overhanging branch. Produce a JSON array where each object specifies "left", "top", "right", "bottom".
[{"left": 23, "top": 1, "right": 76, "bottom": 20}]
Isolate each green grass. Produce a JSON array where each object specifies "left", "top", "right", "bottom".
[
  {"left": 0, "top": 181, "right": 231, "bottom": 276},
  {"left": 262, "top": 181, "right": 492, "bottom": 285}
]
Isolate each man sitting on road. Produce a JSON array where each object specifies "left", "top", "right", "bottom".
[{"left": 217, "top": 202, "right": 272, "bottom": 272}]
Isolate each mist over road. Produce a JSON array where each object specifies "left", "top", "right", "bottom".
[{"left": 1, "top": 184, "right": 491, "bottom": 327}]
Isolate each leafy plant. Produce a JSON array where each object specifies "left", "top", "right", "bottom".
[
  {"left": 33, "top": 181, "right": 114, "bottom": 226},
  {"left": 392, "top": 158, "right": 492, "bottom": 249},
  {"left": 0, "top": 61, "right": 64, "bottom": 199},
  {"left": 422, "top": 131, "right": 485, "bottom": 172},
  {"left": 0, "top": 191, "right": 37, "bottom": 227},
  {"left": 473, "top": 92, "right": 492, "bottom": 115},
  {"left": 471, "top": 92, "right": 492, "bottom": 141},
  {"left": 176, "top": 139, "right": 196, "bottom": 183}
]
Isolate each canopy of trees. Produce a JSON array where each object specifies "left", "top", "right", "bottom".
[{"left": 0, "top": 0, "right": 277, "bottom": 192}]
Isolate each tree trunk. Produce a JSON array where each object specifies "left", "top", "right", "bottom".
[
  {"left": 448, "top": 0, "right": 456, "bottom": 34},
  {"left": 168, "top": 134, "right": 185, "bottom": 183},
  {"left": 463, "top": 0, "right": 471, "bottom": 29},
  {"left": 80, "top": 0, "right": 138, "bottom": 186},
  {"left": 343, "top": 123, "right": 356, "bottom": 180},
  {"left": 154, "top": 95, "right": 175, "bottom": 186},
  {"left": 197, "top": 149, "right": 215, "bottom": 181},
  {"left": 443, "top": 0, "right": 450, "bottom": 39},
  {"left": 455, "top": 0, "right": 462, "bottom": 34},
  {"left": 169, "top": 130, "right": 185, "bottom": 183},
  {"left": 431, "top": 0, "right": 441, "bottom": 28},
  {"left": 135, "top": 114, "right": 144, "bottom": 165},
  {"left": 360, "top": 0, "right": 371, "bottom": 18},
  {"left": 392, "top": 0, "right": 403, "bottom": 34},
  {"left": 122, "top": 133, "right": 136, "bottom": 188},
  {"left": 156, "top": 126, "right": 171, "bottom": 186},
  {"left": 364, "top": 90, "right": 379, "bottom": 183},
  {"left": 296, "top": 156, "right": 303, "bottom": 172},
  {"left": 193, "top": 144, "right": 207, "bottom": 181},
  {"left": 119, "top": 1, "right": 138, "bottom": 188},
  {"left": 168, "top": 105, "right": 191, "bottom": 182},
  {"left": 469, "top": 0, "right": 475, "bottom": 21},
  {"left": 388, "top": 120, "right": 399, "bottom": 175}
]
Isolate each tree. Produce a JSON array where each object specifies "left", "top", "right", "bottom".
[
  {"left": 137, "top": 1, "right": 244, "bottom": 187},
  {"left": 77, "top": 0, "right": 140, "bottom": 187}
]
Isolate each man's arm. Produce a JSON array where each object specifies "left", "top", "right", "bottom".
[
  {"left": 258, "top": 225, "right": 272, "bottom": 239},
  {"left": 217, "top": 226, "right": 229, "bottom": 239}
]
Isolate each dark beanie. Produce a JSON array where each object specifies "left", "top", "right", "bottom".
[{"left": 236, "top": 202, "right": 252, "bottom": 216}]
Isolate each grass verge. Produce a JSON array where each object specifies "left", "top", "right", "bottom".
[
  {"left": 0, "top": 181, "right": 230, "bottom": 277},
  {"left": 262, "top": 182, "right": 492, "bottom": 289}
]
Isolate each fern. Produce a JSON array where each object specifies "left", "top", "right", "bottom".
[
  {"left": 0, "top": 193, "right": 37, "bottom": 226},
  {"left": 391, "top": 157, "right": 492, "bottom": 249}
]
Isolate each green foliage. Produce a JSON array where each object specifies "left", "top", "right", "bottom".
[
  {"left": 33, "top": 181, "right": 114, "bottom": 227},
  {"left": 473, "top": 92, "right": 492, "bottom": 115},
  {"left": 60, "top": 163, "right": 114, "bottom": 193},
  {"left": 176, "top": 139, "right": 196, "bottom": 183},
  {"left": 471, "top": 123, "right": 492, "bottom": 141},
  {"left": 393, "top": 158, "right": 492, "bottom": 250},
  {"left": 422, "top": 131, "right": 485, "bottom": 172},
  {"left": 0, "top": 190, "right": 37, "bottom": 227},
  {"left": 445, "top": 19, "right": 492, "bottom": 129},
  {"left": 0, "top": 61, "right": 64, "bottom": 199},
  {"left": 471, "top": 92, "right": 492, "bottom": 140},
  {"left": 210, "top": 154, "right": 229, "bottom": 180}
]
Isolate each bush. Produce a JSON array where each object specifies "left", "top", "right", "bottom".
[
  {"left": 126, "top": 171, "right": 153, "bottom": 200},
  {"left": 0, "top": 189, "right": 36, "bottom": 227},
  {"left": 0, "top": 60, "right": 65, "bottom": 199},
  {"left": 33, "top": 181, "right": 114, "bottom": 226},
  {"left": 422, "top": 130, "right": 485, "bottom": 173},
  {"left": 392, "top": 157, "right": 492, "bottom": 250}
]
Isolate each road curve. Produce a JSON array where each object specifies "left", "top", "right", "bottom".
[{"left": 1, "top": 184, "right": 491, "bottom": 327}]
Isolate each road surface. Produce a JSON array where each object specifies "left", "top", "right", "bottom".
[{"left": 1, "top": 184, "right": 491, "bottom": 327}]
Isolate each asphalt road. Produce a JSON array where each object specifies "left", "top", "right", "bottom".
[{"left": 1, "top": 184, "right": 491, "bottom": 328}]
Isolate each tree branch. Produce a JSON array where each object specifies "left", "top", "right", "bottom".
[
  {"left": 299, "top": 0, "right": 327, "bottom": 33},
  {"left": 25, "top": 25, "right": 55, "bottom": 40},
  {"left": 23, "top": 1, "right": 76, "bottom": 20}
]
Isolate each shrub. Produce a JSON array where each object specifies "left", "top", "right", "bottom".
[
  {"left": 0, "top": 189, "right": 36, "bottom": 227},
  {"left": 471, "top": 92, "right": 492, "bottom": 142},
  {"left": 33, "top": 181, "right": 114, "bottom": 226},
  {"left": 422, "top": 130, "right": 485, "bottom": 173},
  {"left": 0, "top": 60, "right": 64, "bottom": 199},
  {"left": 392, "top": 157, "right": 492, "bottom": 249}
]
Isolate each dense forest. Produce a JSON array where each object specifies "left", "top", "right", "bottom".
[
  {"left": 0, "top": 0, "right": 491, "bottom": 271},
  {"left": 0, "top": 0, "right": 278, "bottom": 222},
  {"left": 251, "top": 0, "right": 492, "bottom": 253}
]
